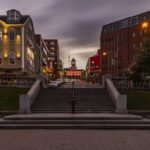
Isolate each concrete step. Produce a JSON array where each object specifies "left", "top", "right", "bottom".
[
  {"left": 1, "top": 113, "right": 150, "bottom": 129},
  {"left": 1, "top": 119, "right": 150, "bottom": 125},
  {"left": 3, "top": 113, "right": 143, "bottom": 120}
]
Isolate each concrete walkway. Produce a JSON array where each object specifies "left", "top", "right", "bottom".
[{"left": 0, "top": 130, "right": 150, "bottom": 150}]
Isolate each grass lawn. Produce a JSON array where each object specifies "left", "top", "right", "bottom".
[
  {"left": 119, "top": 90, "right": 150, "bottom": 110},
  {"left": 0, "top": 88, "right": 29, "bottom": 111}
]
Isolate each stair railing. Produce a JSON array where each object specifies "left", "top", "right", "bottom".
[{"left": 72, "top": 81, "right": 76, "bottom": 113}]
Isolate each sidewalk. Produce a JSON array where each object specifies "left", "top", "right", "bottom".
[{"left": 0, "top": 130, "right": 150, "bottom": 150}]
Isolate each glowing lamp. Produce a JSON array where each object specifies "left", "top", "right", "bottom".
[
  {"left": 4, "top": 35, "right": 7, "bottom": 40},
  {"left": 16, "top": 35, "right": 21, "bottom": 41},
  {"left": 17, "top": 53, "right": 21, "bottom": 58},
  {"left": 4, "top": 28, "right": 8, "bottom": 33},
  {"left": 4, "top": 53, "right": 8, "bottom": 58},
  {"left": 142, "top": 22, "right": 148, "bottom": 28},
  {"left": 102, "top": 52, "right": 107, "bottom": 56}
]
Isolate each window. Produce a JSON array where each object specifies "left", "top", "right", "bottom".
[
  {"left": 0, "top": 53, "right": 3, "bottom": 64},
  {"left": 27, "top": 47, "right": 34, "bottom": 70},
  {"left": 132, "top": 32, "right": 136, "bottom": 38},
  {"left": 9, "top": 52, "right": 15, "bottom": 64},
  {"left": 9, "top": 28, "right": 15, "bottom": 40},
  {"left": 0, "top": 28, "right": 2, "bottom": 40},
  {"left": 9, "top": 11, "right": 15, "bottom": 20},
  {"left": 50, "top": 52, "right": 55, "bottom": 56},
  {"left": 119, "top": 56, "right": 122, "bottom": 61},
  {"left": 50, "top": 57, "right": 55, "bottom": 61},
  {"left": 50, "top": 47, "right": 55, "bottom": 50},
  {"left": 132, "top": 44, "right": 135, "bottom": 49},
  {"left": 50, "top": 42, "right": 55, "bottom": 45},
  {"left": 140, "top": 42, "right": 142, "bottom": 48},
  {"left": 139, "top": 30, "right": 142, "bottom": 36},
  {"left": 132, "top": 55, "right": 135, "bottom": 60},
  {"left": 8, "top": 11, "right": 19, "bottom": 21}
]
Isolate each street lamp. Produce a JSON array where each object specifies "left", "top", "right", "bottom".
[
  {"left": 142, "top": 22, "right": 149, "bottom": 29},
  {"left": 102, "top": 52, "right": 107, "bottom": 56}
]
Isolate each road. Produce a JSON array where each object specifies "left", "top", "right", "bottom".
[{"left": 59, "top": 80, "right": 102, "bottom": 88}]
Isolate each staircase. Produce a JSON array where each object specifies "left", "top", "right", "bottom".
[
  {"left": 31, "top": 88, "right": 72, "bottom": 113},
  {"left": 31, "top": 88, "right": 115, "bottom": 113},
  {"left": 75, "top": 88, "right": 115, "bottom": 113},
  {"left": 1, "top": 113, "right": 150, "bottom": 129}
]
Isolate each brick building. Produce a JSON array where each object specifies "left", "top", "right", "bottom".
[
  {"left": 100, "top": 11, "right": 150, "bottom": 77},
  {"left": 86, "top": 49, "right": 101, "bottom": 83},
  {"left": 0, "top": 9, "right": 39, "bottom": 77},
  {"left": 44, "top": 39, "right": 59, "bottom": 79}
]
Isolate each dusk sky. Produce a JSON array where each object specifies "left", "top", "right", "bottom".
[{"left": 1, "top": 0, "right": 150, "bottom": 69}]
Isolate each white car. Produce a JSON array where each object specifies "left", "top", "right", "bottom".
[
  {"left": 49, "top": 81, "right": 58, "bottom": 87},
  {"left": 56, "top": 79, "right": 63, "bottom": 85}
]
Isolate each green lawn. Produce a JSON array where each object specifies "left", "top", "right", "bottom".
[
  {"left": 0, "top": 88, "right": 29, "bottom": 111},
  {"left": 119, "top": 90, "right": 150, "bottom": 110}
]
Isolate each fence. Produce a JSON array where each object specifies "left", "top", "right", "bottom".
[
  {"left": 0, "top": 76, "right": 36, "bottom": 88},
  {"left": 112, "top": 77, "right": 150, "bottom": 89}
]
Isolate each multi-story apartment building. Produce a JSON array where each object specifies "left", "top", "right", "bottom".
[
  {"left": 35, "top": 34, "right": 50, "bottom": 81},
  {"left": 44, "top": 39, "right": 59, "bottom": 78},
  {"left": 0, "top": 9, "right": 39, "bottom": 77},
  {"left": 100, "top": 11, "right": 150, "bottom": 77},
  {"left": 44, "top": 39, "right": 59, "bottom": 65}
]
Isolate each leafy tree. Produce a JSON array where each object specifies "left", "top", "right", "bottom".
[{"left": 128, "top": 39, "right": 150, "bottom": 81}]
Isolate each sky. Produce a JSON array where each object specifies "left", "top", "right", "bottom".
[{"left": 1, "top": 0, "right": 150, "bottom": 69}]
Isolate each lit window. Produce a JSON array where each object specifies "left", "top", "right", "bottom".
[
  {"left": 9, "top": 52, "right": 15, "bottom": 64},
  {"left": 0, "top": 28, "right": 2, "bottom": 40},
  {"left": 9, "top": 28, "right": 15, "bottom": 40},
  {"left": 27, "top": 47, "right": 34, "bottom": 70},
  {"left": 50, "top": 47, "right": 55, "bottom": 50},
  {"left": 0, "top": 53, "right": 3, "bottom": 64}
]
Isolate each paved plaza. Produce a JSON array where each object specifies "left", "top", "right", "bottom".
[{"left": 0, "top": 130, "right": 150, "bottom": 150}]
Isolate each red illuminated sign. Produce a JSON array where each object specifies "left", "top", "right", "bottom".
[{"left": 66, "top": 71, "right": 81, "bottom": 76}]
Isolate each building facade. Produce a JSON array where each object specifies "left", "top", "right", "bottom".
[
  {"left": 35, "top": 34, "right": 50, "bottom": 81},
  {"left": 65, "top": 58, "right": 82, "bottom": 78},
  {"left": 44, "top": 39, "right": 59, "bottom": 79},
  {"left": 86, "top": 49, "right": 101, "bottom": 83},
  {"left": 0, "top": 9, "right": 38, "bottom": 77},
  {"left": 101, "top": 11, "right": 150, "bottom": 77}
]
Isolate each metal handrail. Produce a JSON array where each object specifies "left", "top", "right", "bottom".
[{"left": 72, "top": 81, "right": 76, "bottom": 113}]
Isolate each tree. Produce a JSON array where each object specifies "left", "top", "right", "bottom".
[{"left": 129, "top": 39, "right": 150, "bottom": 81}]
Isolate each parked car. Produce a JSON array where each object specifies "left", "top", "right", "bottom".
[
  {"left": 56, "top": 79, "right": 63, "bottom": 85},
  {"left": 49, "top": 81, "right": 58, "bottom": 87},
  {"left": 64, "top": 78, "right": 69, "bottom": 83}
]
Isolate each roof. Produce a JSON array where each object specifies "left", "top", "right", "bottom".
[{"left": 0, "top": 15, "right": 29, "bottom": 24}]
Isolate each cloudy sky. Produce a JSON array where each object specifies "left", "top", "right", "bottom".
[{"left": 1, "top": 0, "right": 150, "bottom": 69}]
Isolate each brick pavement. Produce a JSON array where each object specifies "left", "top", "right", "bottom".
[{"left": 0, "top": 130, "right": 150, "bottom": 150}]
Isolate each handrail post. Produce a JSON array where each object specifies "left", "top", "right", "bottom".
[{"left": 72, "top": 81, "right": 76, "bottom": 113}]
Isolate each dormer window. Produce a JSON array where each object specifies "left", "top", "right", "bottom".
[{"left": 8, "top": 10, "right": 20, "bottom": 21}]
